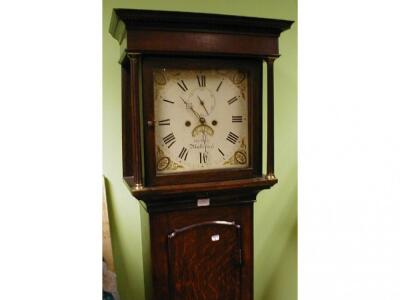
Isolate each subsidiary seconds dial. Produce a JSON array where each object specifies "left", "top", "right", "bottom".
[{"left": 153, "top": 68, "right": 249, "bottom": 173}]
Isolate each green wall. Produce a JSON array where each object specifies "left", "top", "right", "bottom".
[{"left": 103, "top": 1, "right": 297, "bottom": 299}]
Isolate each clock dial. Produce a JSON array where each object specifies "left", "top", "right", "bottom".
[{"left": 153, "top": 68, "right": 249, "bottom": 173}]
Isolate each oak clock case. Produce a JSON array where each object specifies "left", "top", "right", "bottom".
[
  {"left": 143, "top": 57, "right": 262, "bottom": 187},
  {"left": 109, "top": 8, "right": 293, "bottom": 300}
]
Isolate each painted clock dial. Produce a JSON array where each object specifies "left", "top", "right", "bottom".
[{"left": 153, "top": 68, "right": 249, "bottom": 174}]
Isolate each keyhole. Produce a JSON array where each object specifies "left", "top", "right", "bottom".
[{"left": 211, "top": 234, "right": 220, "bottom": 242}]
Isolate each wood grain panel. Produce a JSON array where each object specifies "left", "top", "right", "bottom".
[
  {"left": 149, "top": 205, "right": 253, "bottom": 300},
  {"left": 168, "top": 222, "right": 241, "bottom": 300},
  {"left": 127, "top": 30, "right": 279, "bottom": 57}
]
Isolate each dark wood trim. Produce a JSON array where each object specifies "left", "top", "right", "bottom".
[
  {"left": 241, "top": 205, "right": 253, "bottom": 300},
  {"left": 121, "top": 63, "right": 133, "bottom": 177},
  {"left": 127, "top": 54, "right": 144, "bottom": 187},
  {"left": 110, "top": 9, "right": 293, "bottom": 58},
  {"left": 125, "top": 176, "right": 277, "bottom": 203},
  {"left": 166, "top": 231, "right": 175, "bottom": 299},
  {"left": 110, "top": 9, "right": 294, "bottom": 41},
  {"left": 126, "top": 30, "right": 279, "bottom": 57},
  {"left": 143, "top": 192, "right": 257, "bottom": 214},
  {"left": 265, "top": 56, "right": 278, "bottom": 180},
  {"left": 149, "top": 212, "right": 170, "bottom": 299}
]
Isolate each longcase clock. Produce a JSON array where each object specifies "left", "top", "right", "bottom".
[{"left": 109, "top": 9, "right": 293, "bottom": 300}]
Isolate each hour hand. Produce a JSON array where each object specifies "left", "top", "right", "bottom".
[{"left": 197, "top": 96, "right": 209, "bottom": 115}]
